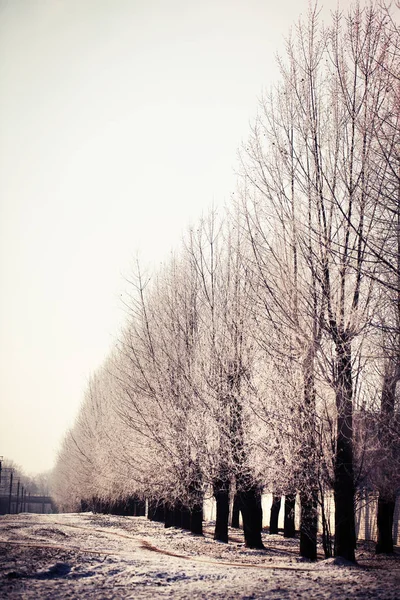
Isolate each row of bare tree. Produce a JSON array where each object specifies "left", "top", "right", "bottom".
[{"left": 52, "top": 2, "right": 400, "bottom": 562}]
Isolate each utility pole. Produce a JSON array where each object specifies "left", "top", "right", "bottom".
[
  {"left": 16, "top": 480, "right": 20, "bottom": 514},
  {"left": 8, "top": 471, "right": 13, "bottom": 514}
]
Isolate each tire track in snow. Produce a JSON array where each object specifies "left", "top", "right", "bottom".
[
  {"left": 52, "top": 521, "right": 315, "bottom": 570},
  {"left": 1, "top": 518, "right": 370, "bottom": 573},
  {"left": 1, "top": 519, "right": 323, "bottom": 572},
  {"left": 0, "top": 538, "right": 114, "bottom": 557},
  {"left": 0, "top": 536, "right": 319, "bottom": 572},
  {"left": 54, "top": 520, "right": 310, "bottom": 563},
  {"left": 139, "top": 540, "right": 325, "bottom": 571}
]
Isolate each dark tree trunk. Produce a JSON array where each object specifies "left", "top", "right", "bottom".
[
  {"left": 376, "top": 364, "right": 399, "bottom": 554},
  {"left": 231, "top": 493, "right": 240, "bottom": 528},
  {"left": 137, "top": 499, "right": 146, "bottom": 516},
  {"left": 228, "top": 364, "right": 246, "bottom": 533},
  {"left": 238, "top": 486, "right": 264, "bottom": 549},
  {"left": 228, "top": 363, "right": 263, "bottom": 547},
  {"left": 93, "top": 497, "right": 107, "bottom": 514},
  {"left": 185, "top": 459, "right": 203, "bottom": 535},
  {"left": 320, "top": 489, "right": 333, "bottom": 558},
  {"left": 110, "top": 500, "right": 120, "bottom": 515},
  {"left": 165, "top": 504, "right": 174, "bottom": 528},
  {"left": 173, "top": 502, "right": 183, "bottom": 528},
  {"left": 284, "top": 493, "right": 296, "bottom": 538},
  {"left": 269, "top": 495, "right": 281, "bottom": 534},
  {"left": 190, "top": 500, "right": 203, "bottom": 535},
  {"left": 148, "top": 499, "right": 164, "bottom": 522},
  {"left": 147, "top": 500, "right": 156, "bottom": 521},
  {"left": 213, "top": 478, "right": 230, "bottom": 542},
  {"left": 125, "top": 497, "right": 136, "bottom": 516},
  {"left": 300, "top": 490, "right": 318, "bottom": 560},
  {"left": 134, "top": 497, "right": 140, "bottom": 516},
  {"left": 154, "top": 501, "right": 165, "bottom": 523},
  {"left": 299, "top": 353, "right": 318, "bottom": 559},
  {"left": 181, "top": 504, "right": 191, "bottom": 530},
  {"left": 376, "top": 495, "right": 395, "bottom": 554},
  {"left": 333, "top": 335, "right": 356, "bottom": 563}
]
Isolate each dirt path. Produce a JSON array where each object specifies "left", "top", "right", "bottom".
[{"left": 0, "top": 513, "right": 399, "bottom": 599}]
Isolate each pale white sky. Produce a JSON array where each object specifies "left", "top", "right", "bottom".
[{"left": 0, "top": 0, "right": 350, "bottom": 475}]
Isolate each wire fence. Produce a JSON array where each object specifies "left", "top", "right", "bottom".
[{"left": 0, "top": 459, "right": 55, "bottom": 515}]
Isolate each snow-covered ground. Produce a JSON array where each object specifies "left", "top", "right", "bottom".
[{"left": 0, "top": 512, "right": 399, "bottom": 599}]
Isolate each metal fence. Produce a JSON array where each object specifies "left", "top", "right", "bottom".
[{"left": 0, "top": 462, "right": 55, "bottom": 515}]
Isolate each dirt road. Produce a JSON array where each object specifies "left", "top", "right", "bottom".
[{"left": 0, "top": 512, "right": 399, "bottom": 599}]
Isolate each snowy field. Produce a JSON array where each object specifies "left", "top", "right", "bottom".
[{"left": 0, "top": 513, "right": 399, "bottom": 599}]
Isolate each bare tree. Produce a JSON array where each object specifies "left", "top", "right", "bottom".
[{"left": 238, "top": 1, "right": 397, "bottom": 562}]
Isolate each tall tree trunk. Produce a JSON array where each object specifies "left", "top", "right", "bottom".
[
  {"left": 154, "top": 501, "right": 165, "bottom": 523},
  {"left": 228, "top": 363, "right": 263, "bottom": 547},
  {"left": 190, "top": 500, "right": 203, "bottom": 535},
  {"left": 229, "top": 363, "right": 246, "bottom": 534},
  {"left": 319, "top": 485, "right": 333, "bottom": 558},
  {"left": 376, "top": 364, "right": 399, "bottom": 553},
  {"left": 284, "top": 493, "right": 296, "bottom": 538},
  {"left": 147, "top": 499, "right": 156, "bottom": 521},
  {"left": 231, "top": 493, "right": 240, "bottom": 528},
  {"left": 299, "top": 359, "right": 318, "bottom": 559},
  {"left": 300, "top": 490, "right": 318, "bottom": 560},
  {"left": 165, "top": 504, "right": 174, "bottom": 528},
  {"left": 125, "top": 496, "right": 136, "bottom": 516},
  {"left": 269, "top": 494, "right": 281, "bottom": 534},
  {"left": 173, "top": 501, "right": 182, "bottom": 528},
  {"left": 188, "top": 460, "right": 203, "bottom": 535},
  {"left": 376, "top": 495, "right": 395, "bottom": 554},
  {"left": 333, "top": 335, "right": 356, "bottom": 562},
  {"left": 238, "top": 485, "right": 264, "bottom": 549},
  {"left": 136, "top": 499, "right": 146, "bottom": 516},
  {"left": 181, "top": 504, "right": 191, "bottom": 530},
  {"left": 213, "top": 476, "right": 230, "bottom": 542}
]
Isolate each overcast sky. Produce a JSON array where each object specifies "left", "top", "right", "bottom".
[{"left": 0, "top": 0, "right": 365, "bottom": 476}]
